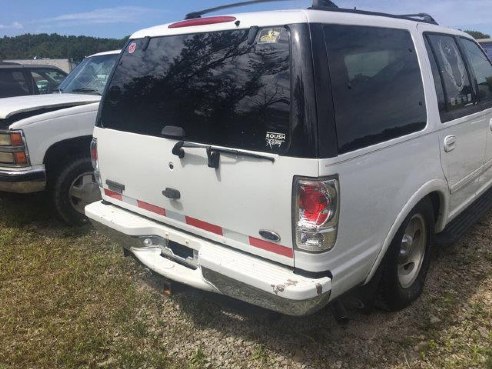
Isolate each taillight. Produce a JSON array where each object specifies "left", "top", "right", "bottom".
[
  {"left": 90, "top": 138, "right": 98, "bottom": 169},
  {"left": 294, "top": 177, "right": 339, "bottom": 253},
  {"left": 90, "top": 138, "right": 102, "bottom": 187}
]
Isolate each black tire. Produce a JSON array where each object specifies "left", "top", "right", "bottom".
[
  {"left": 379, "top": 198, "right": 434, "bottom": 311},
  {"left": 51, "top": 156, "right": 100, "bottom": 226}
]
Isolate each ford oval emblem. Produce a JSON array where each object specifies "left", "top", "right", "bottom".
[{"left": 259, "top": 230, "right": 281, "bottom": 242}]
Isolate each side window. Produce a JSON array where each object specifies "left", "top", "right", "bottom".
[
  {"left": 480, "top": 42, "right": 492, "bottom": 60},
  {"left": 31, "top": 69, "right": 67, "bottom": 94},
  {"left": 426, "top": 34, "right": 475, "bottom": 121},
  {"left": 0, "top": 70, "right": 31, "bottom": 98},
  {"left": 459, "top": 38, "right": 492, "bottom": 106},
  {"left": 323, "top": 25, "right": 427, "bottom": 153},
  {"left": 424, "top": 38, "right": 447, "bottom": 118},
  {"left": 31, "top": 71, "right": 49, "bottom": 94}
]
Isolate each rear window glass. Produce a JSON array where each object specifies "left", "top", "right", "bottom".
[
  {"left": 323, "top": 25, "right": 427, "bottom": 153},
  {"left": 99, "top": 28, "right": 291, "bottom": 154}
]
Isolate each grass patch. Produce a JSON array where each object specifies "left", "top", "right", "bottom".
[
  {"left": 0, "top": 192, "right": 491, "bottom": 369},
  {"left": 0, "top": 194, "right": 187, "bottom": 369}
]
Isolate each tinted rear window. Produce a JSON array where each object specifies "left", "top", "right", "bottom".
[
  {"left": 99, "top": 28, "right": 291, "bottom": 154},
  {"left": 323, "top": 25, "right": 427, "bottom": 153}
]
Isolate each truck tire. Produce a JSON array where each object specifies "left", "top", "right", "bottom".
[
  {"left": 379, "top": 198, "right": 434, "bottom": 311},
  {"left": 52, "top": 156, "right": 101, "bottom": 226}
]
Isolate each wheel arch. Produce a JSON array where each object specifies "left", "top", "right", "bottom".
[
  {"left": 43, "top": 135, "right": 92, "bottom": 181},
  {"left": 364, "top": 179, "right": 449, "bottom": 284}
]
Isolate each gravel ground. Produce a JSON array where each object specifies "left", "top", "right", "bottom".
[{"left": 0, "top": 192, "right": 491, "bottom": 369}]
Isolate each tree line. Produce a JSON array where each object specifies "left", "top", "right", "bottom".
[
  {"left": 0, "top": 33, "right": 128, "bottom": 63},
  {"left": 0, "top": 30, "right": 489, "bottom": 64}
]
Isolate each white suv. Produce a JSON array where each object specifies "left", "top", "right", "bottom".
[{"left": 86, "top": 2, "right": 492, "bottom": 315}]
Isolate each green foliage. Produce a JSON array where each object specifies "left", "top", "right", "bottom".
[
  {"left": 0, "top": 33, "right": 127, "bottom": 63},
  {"left": 464, "top": 30, "right": 491, "bottom": 39}
]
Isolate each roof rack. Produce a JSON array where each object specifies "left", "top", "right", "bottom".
[
  {"left": 185, "top": 0, "right": 438, "bottom": 25},
  {"left": 400, "top": 13, "right": 438, "bottom": 25}
]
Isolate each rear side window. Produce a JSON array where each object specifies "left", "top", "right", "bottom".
[
  {"left": 100, "top": 27, "right": 291, "bottom": 154},
  {"left": 459, "top": 38, "right": 492, "bottom": 106},
  {"left": 323, "top": 25, "right": 426, "bottom": 153}
]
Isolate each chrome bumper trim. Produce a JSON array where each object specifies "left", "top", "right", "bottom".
[{"left": 0, "top": 167, "right": 46, "bottom": 193}]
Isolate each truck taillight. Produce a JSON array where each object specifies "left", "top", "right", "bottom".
[
  {"left": 90, "top": 138, "right": 102, "bottom": 187},
  {"left": 90, "top": 138, "right": 98, "bottom": 169},
  {"left": 294, "top": 177, "right": 339, "bottom": 253}
]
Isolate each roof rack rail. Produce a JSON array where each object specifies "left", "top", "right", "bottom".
[
  {"left": 185, "top": 0, "right": 438, "bottom": 26},
  {"left": 308, "top": 7, "right": 439, "bottom": 25},
  {"left": 399, "top": 13, "right": 438, "bottom": 25}
]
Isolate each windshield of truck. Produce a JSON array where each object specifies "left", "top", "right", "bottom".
[
  {"left": 99, "top": 27, "right": 291, "bottom": 154},
  {"left": 58, "top": 54, "right": 118, "bottom": 95}
]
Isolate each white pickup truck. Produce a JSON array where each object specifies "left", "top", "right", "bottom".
[{"left": 0, "top": 50, "right": 120, "bottom": 224}]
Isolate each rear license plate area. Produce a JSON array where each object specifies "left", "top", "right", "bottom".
[{"left": 160, "top": 240, "right": 197, "bottom": 269}]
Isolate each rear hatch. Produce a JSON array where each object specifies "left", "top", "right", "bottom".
[{"left": 95, "top": 18, "right": 320, "bottom": 266}]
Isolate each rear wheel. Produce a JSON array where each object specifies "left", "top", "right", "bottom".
[
  {"left": 51, "top": 157, "right": 101, "bottom": 226},
  {"left": 379, "top": 199, "right": 434, "bottom": 311}
]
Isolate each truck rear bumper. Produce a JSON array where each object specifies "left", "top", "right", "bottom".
[
  {"left": 0, "top": 167, "right": 46, "bottom": 193},
  {"left": 86, "top": 200, "right": 332, "bottom": 316}
]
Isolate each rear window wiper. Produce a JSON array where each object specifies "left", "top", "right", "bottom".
[{"left": 172, "top": 141, "right": 275, "bottom": 169}]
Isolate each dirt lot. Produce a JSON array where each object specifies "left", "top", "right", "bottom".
[{"left": 0, "top": 192, "right": 491, "bottom": 369}]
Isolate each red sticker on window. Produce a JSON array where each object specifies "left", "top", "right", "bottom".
[{"left": 128, "top": 42, "right": 137, "bottom": 54}]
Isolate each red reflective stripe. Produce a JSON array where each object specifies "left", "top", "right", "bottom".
[
  {"left": 169, "top": 16, "right": 237, "bottom": 29},
  {"left": 248, "top": 236, "right": 293, "bottom": 258},
  {"left": 137, "top": 200, "right": 166, "bottom": 216},
  {"left": 104, "top": 189, "right": 122, "bottom": 201},
  {"left": 185, "top": 216, "right": 223, "bottom": 236},
  {"left": 104, "top": 192, "right": 292, "bottom": 258}
]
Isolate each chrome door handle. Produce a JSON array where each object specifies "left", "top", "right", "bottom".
[
  {"left": 444, "top": 135, "right": 456, "bottom": 152},
  {"left": 489, "top": 118, "right": 492, "bottom": 131}
]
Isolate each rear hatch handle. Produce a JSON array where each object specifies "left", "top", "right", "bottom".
[{"left": 172, "top": 141, "right": 275, "bottom": 169}]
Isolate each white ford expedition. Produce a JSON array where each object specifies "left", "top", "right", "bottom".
[
  {"left": 86, "top": 1, "right": 492, "bottom": 315},
  {"left": 0, "top": 50, "right": 119, "bottom": 225}
]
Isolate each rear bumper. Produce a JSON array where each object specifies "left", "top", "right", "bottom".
[
  {"left": 86, "top": 201, "right": 332, "bottom": 316},
  {"left": 0, "top": 167, "right": 46, "bottom": 193}
]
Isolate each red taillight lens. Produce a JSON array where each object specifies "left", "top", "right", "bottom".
[
  {"left": 169, "top": 16, "right": 237, "bottom": 29},
  {"left": 299, "top": 185, "right": 331, "bottom": 225},
  {"left": 90, "top": 138, "right": 102, "bottom": 188},
  {"left": 90, "top": 138, "right": 98, "bottom": 169},
  {"left": 294, "top": 178, "right": 339, "bottom": 253}
]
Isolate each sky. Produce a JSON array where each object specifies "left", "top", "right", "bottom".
[{"left": 0, "top": 0, "right": 491, "bottom": 39}]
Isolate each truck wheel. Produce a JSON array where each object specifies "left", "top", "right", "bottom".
[
  {"left": 379, "top": 199, "right": 434, "bottom": 311},
  {"left": 52, "top": 157, "right": 101, "bottom": 226}
]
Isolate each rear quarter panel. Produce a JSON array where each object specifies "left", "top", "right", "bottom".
[{"left": 297, "top": 18, "right": 449, "bottom": 299}]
